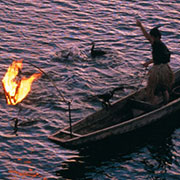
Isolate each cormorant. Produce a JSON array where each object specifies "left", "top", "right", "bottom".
[
  {"left": 97, "top": 86, "right": 124, "bottom": 108},
  {"left": 13, "top": 118, "right": 19, "bottom": 134},
  {"left": 91, "top": 42, "right": 106, "bottom": 58}
]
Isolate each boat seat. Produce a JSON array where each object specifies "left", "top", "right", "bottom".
[{"left": 128, "top": 98, "right": 155, "bottom": 111}]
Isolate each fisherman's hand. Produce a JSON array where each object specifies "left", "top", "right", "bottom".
[
  {"left": 143, "top": 61, "right": 149, "bottom": 68},
  {"left": 143, "top": 59, "right": 153, "bottom": 67}
]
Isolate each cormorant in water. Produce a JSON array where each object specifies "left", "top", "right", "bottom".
[
  {"left": 91, "top": 42, "right": 106, "bottom": 58},
  {"left": 13, "top": 118, "right": 19, "bottom": 135}
]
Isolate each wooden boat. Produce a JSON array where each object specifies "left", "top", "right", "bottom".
[{"left": 48, "top": 69, "right": 180, "bottom": 148}]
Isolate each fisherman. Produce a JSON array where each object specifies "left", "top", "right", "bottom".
[{"left": 136, "top": 19, "right": 174, "bottom": 104}]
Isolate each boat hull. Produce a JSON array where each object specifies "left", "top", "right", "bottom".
[{"left": 49, "top": 69, "right": 180, "bottom": 148}]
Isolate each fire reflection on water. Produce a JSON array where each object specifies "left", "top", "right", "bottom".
[{"left": 8, "top": 169, "right": 47, "bottom": 179}]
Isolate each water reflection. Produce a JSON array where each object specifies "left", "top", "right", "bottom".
[{"left": 55, "top": 112, "right": 180, "bottom": 180}]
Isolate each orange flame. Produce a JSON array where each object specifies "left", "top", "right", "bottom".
[{"left": 2, "top": 60, "right": 42, "bottom": 105}]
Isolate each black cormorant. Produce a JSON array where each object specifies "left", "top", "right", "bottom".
[
  {"left": 97, "top": 86, "right": 124, "bottom": 108},
  {"left": 91, "top": 42, "right": 106, "bottom": 58}
]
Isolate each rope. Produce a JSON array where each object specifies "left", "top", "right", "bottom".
[
  {"left": 23, "top": 60, "right": 73, "bottom": 136},
  {"left": 23, "top": 61, "right": 68, "bottom": 103}
]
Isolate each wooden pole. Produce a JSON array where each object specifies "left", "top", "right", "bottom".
[{"left": 68, "top": 102, "right": 72, "bottom": 138}]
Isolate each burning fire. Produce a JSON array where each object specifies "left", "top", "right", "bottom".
[{"left": 2, "top": 60, "right": 42, "bottom": 105}]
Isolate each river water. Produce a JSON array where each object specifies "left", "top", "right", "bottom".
[{"left": 0, "top": 0, "right": 180, "bottom": 179}]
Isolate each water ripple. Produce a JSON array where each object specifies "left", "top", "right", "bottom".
[{"left": 0, "top": 0, "right": 180, "bottom": 179}]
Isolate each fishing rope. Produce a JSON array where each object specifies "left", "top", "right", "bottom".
[
  {"left": 23, "top": 60, "right": 73, "bottom": 135},
  {"left": 23, "top": 61, "right": 68, "bottom": 103}
]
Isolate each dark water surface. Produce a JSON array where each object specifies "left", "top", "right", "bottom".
[{"left": 0, "top": 0, "right": 180, "bottom": 179}]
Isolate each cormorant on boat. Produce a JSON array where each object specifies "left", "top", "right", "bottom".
[
  {"left": 91, "top": 41, "right": 106, "bottom": 58},
  {"left": 97, "top": 86, "right": 124, "bottom": 108}
]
